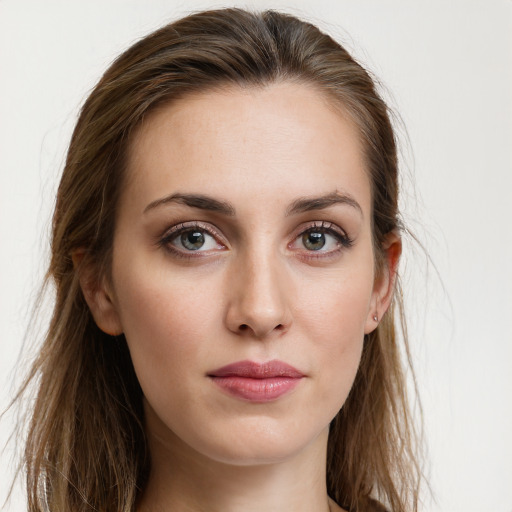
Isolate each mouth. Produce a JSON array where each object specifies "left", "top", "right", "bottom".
[{"left": 208, "top": 360, "right": 304, "bottom": 402}]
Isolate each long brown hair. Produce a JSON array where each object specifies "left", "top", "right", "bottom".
[{"left": 18, "top": 8, "right": 423, "bottom": 512}]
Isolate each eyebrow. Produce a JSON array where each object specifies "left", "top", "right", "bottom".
[
  {"left": 143, "top": 193, "right": 236, "bottom": 215},
  {"left": 285, "top": 191, "right": 363, "bottom": 217},
  {"left": 143, "top": 191, "right": 362, "bottom": 217}
]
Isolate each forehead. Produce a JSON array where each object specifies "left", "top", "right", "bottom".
[{"left": 124, "top": 82, "right": 371, "bottom": 216}]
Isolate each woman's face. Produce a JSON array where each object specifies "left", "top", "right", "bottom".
[{"left": 91, "top": 82, "right": 395, "bottom": 465}]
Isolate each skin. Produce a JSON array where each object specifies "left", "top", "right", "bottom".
[{"left": 82, "top": 82, "right": 399, "bottom": 512}]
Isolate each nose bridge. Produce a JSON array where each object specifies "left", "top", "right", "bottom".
[{"left": 226, "top": 240, "right": 291, "bottom": 338}]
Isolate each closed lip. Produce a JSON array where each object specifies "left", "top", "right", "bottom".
[
  {"left": 208, "top": 360, "right": 304, "bottom": 402},
  {"left": 208, "top": 359, "right": 304, "bottom": 379}
]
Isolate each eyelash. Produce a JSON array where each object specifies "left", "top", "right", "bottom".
[
  {"left": 291, "top": 221, "right": 353, "bottom": 260},
  {"left": 158, "top": 221, "right": 226, "bottom": 259},
  {"left": 157, "top": 220, "right": 353, "bottom": 260}
]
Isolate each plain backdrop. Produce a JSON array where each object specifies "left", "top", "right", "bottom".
[{"left": 1, "top": 1, "right": 511, "bottom": 511}]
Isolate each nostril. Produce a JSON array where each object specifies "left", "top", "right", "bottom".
[{"left": 238, "top": 323, "right": 284, "bottom": 333}]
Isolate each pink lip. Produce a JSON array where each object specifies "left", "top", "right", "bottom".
[{"left": 208, "top": 360, "right": 304, "bottom": 402}]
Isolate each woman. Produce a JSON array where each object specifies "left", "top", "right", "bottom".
[{"left": 20, "top": 8, "right": 422, "bottom": 512}]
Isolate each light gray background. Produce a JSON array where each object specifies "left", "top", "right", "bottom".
[{"left": 1, "top": 1, "right": 511, "bottom": 511}]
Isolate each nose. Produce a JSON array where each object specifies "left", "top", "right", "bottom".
[{"left": 225, "top": 250, "right": 292, "bottom": 339}]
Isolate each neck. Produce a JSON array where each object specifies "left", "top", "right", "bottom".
[{"left": 137, "top": 411, "right": 335, "bottom": 512}]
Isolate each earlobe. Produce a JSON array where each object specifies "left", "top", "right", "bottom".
[
  {"left": 364, "top": 231, "right": 402, "bottom": 334},
  {"left": 72, "top": 250, "right": 124, "bottom": 336}
]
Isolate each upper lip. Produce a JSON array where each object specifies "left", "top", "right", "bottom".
[{"left": 208, "top": 360, "right": 304, "bottom": 379}]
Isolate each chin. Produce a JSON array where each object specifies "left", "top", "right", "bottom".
[{"left": 185, "top": 416, "right": 329, "bottom": 467}]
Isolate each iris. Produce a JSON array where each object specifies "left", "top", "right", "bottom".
[
  {"left": 181, "top": 230, "right": 205, "bottom": 250},
  {"left": 302, "top": 231, "right": 325, "bottom": 250}
]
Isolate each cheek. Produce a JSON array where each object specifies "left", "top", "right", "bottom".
[
  {"left": 295, "top": 261, "right": 374, "bottom": 344},
  {"left": 294, "top": 263, "right": 374, "bottom": 406},
  {"left": 111, "top": 258, "right": 223, "bottom": 398}
]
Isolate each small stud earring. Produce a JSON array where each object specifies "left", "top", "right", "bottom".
[{"left": 373, "top": 314, "right": 378, "bottom": 322}]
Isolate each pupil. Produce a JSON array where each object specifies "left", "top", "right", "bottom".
[
  {"left": 303, "top": 231, "right": 325, "bottom": 250},
  {"left": 182, "top": 231, "right": 205, "bottom": 250}
]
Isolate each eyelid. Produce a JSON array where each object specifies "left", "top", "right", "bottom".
[
  {"left": 156, "top": 219, "right": 353, "bottom": 261},
  {"left": 158, "top": 221, "right": 228, "bottom": 256},
  {"left": 289, "top": 221, "right": 350, "bottom": 243},
  {"left": 288, "top": 220, "right": 354, "bottom": 255}
]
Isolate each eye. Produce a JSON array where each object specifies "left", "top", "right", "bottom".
[
  {"left": 301, "top": 231, "right": 334, "bottom": 251},
  {"left": 289, "top": 222, "right": 353, "bottom": 254},
  {"left": 175, "top": 229, "right": 217, "bottom": 251},
  {"left": 159, "top": 222, "right": 226, "bottom": 256}
]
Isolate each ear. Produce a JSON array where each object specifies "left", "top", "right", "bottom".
[
  {"left": 364, "top": 231, "right": 402, "bottom": 334},
  {"left": 72, "top": 249, "right": 124, "bottom": 336}
]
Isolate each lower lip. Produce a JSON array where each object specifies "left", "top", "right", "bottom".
[{"left": 210, "top": 376, "right": 302, "bottom": 402}]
